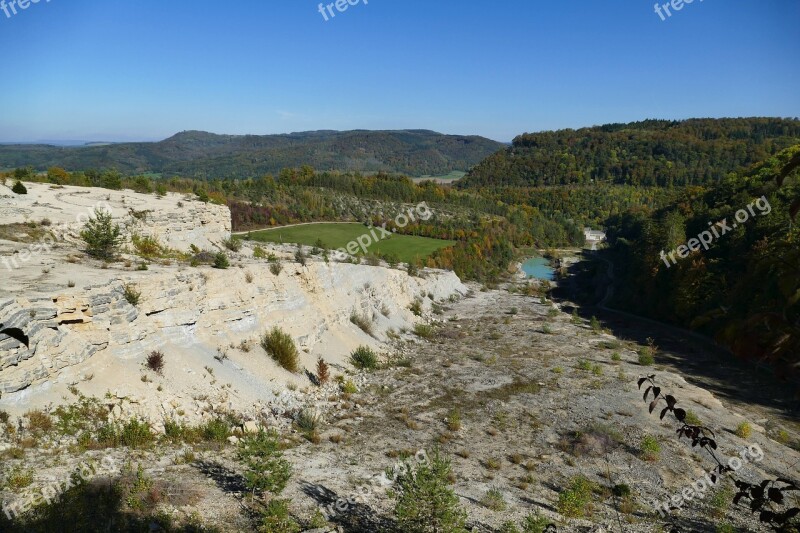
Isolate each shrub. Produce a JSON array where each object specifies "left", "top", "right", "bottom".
[
  {"left": 590, "top": 316, "right": 601, "bottom": 331},
  {"left": 25, "top": 409, "right": 53, "bottom": 434},
  {"left": 261, "top": 327, "right": 299, "bottom": 372},
  {"left": 253, "top": 245, "right": 267, "bottom": 259},
  {"left": 258, "top": 498, "right": 300, "bottom": 533},
  {"left": 409, "top": 299, "right": 423, "bottom": 316},
  {"left": 735, "top": 421, "right": 752, "bottom": 439},
  {"left": 213, "top": 252, "right": 229, "bottom": 269},
  {"left": 638, "top": 352, "right": 655, "bottom": 366},
  {"left": 131, "top": 234, "right": 164, "bottom": 258},
  {"left": 294, "top": 409, "right": 319, "bottom": 433},
  {"left": 269, "top": 261, "right": 283, "bottom": 275},
  {"left": 121, "top": 418, "right": 154, "bottom": 448},
  {"left": 123, "top": 284, "right": 141, "bottom": 306},
  {"left": 222, "top": 237, "right": 241, "bottom": 252},
  {"left": 350, "top": 345, "right": 379, "bottom": 370},
  {"left": 414, "top": 323, "right": 434, "bottom": 339},
  {"left": 11, "top": 180, "right": 27, "bottom": 194},
  {"left": 237, "top": 430, "right": 292, "bottom": 496},
  {"left": 446, "top": 409, "right": 461, "bottom": 432},
  {"left": 557, "top": 476, "right": 595, "bottom": 518},
  {"left": 341, "top": 380, "right": 358, "bottom": 394},
  {"left": 640, "top": 435, "right": 661, "bottom": 461},
  {"left": 392, "top": 448, "right": 467, "bottom": 533},
  {"left": 294, "top": 247, "right": 307, "bottom": 266},
  {"left": 316, "top": 358, "right": 330, "bottom": 384},
  {"left": 201, "top": 417, "right": 230, "bottom": 442},
  {"left": 612, "top": 483, "right": 631, "bottom": 498},
  {"left": 80, "top": 208, "right": 121, "bottom": 260},
  {"left": 145, "top": 350, "right": 164, "bottom": 374},
  {"left": 684, "top": 410, "right": 702, "bottom": 426},
  {"left": 611, "top": 352, "right": 622, "bottom": 362},
  {"left": 520, "top": 512, "right": 553, "bottom": 533}
]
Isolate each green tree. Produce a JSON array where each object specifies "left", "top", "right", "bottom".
[
  {"left": 237, "top": 430, "right": 292, "bottom": 497},
  {"left": 47, "top": 166, "right": 70, "bottom": 184},
  {"left": 11, "top": 180, "right": 27, "bottom": 194},
  {"left": 100, "top": 169, "right": 122, "bottom": 190},
  {"left": 392, "top": 448, "right": 467, "bottom": 533},
  {"left": 80, "top": 208, "right": 121, "bottom": 260},
  {"left": 213, "top": 252, "right": 229, "bottom": 269}
]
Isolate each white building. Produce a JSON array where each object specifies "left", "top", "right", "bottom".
[{"left": 583, "top": 227, "right": 606, "bottom": 242}]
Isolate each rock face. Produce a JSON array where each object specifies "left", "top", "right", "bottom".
[{"left": 0, "top": 183, "right": 467, "bottom": 416}]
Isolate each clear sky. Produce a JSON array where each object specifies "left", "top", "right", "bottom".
[{"left": 0, "top": 0, "right": 798, "bottom": 142}]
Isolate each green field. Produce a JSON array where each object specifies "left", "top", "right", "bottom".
[{"left": 240, "top": 223, "right": 455, "bottom": 264}]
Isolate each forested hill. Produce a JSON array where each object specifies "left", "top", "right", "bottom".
[
  {"left": 459, "top": 118, "right": 800, "bottom": 188},
  {"left": 0, "top": 129, "right": 504, "bottom": 178},
  {"left": 605, "top": 145, "right": 800, "bottom": 377}
]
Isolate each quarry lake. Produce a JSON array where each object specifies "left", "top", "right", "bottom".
[{"left": 521, "top": 257, "right": 555, "bottom": 280}]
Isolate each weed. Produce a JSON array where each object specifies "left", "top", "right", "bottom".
[
  {"left": 446, "top": 409, "right": 461, "bottom": 432},
  {"left": 640, "top": 435, "right": 661, "bottom": 461},
  {"left": 316, "top": 358, "right": 330, "bottom": 384},
  {"left": 481, "top": 488, "right": 506, "bottom": 511},
  {"left": 123, "top": 284, "right": 141, "bottom": 306},
  {"left": 413, "top": 323, "right": 434, "bottom": 339},
  {"left": 735, "top": 421, "right": 752, "bottom": 439},
  {"left": 350, "top": 312, "right": 374, "bottom": 336},
  {"left": 146, "top": 350, "right": 165, "bottom": 374},
  {"left": 557, "top": 476, "right": 595, "bottom": 518}
]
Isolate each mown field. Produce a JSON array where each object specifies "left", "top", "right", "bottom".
[{"left": 240, "top": 222, "right": 456, "bottom": 264}]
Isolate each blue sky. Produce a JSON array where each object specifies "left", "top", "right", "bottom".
[{"left": 0, "top": 0, "right": 798, "bottom": 142}]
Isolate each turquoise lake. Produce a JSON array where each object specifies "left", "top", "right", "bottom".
[{"left": 521, "top": 257, "right": 555, "bottom": 281}]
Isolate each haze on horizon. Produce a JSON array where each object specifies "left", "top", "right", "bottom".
[{"left": 0, "top": 0, "right": 798, "bottom": 143}]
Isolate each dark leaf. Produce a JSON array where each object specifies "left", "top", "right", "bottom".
[
  {"left": 637, "top": 377, "right": 647, "bottom": 389},
  {"left": 665, "top": 395, "right": 677, "bottom": 408},
  {"left": 644, "top": 386, "right": 652, "bottom": 401},
  {"left": 750, "top": 498, "right": 765, "bottom": 512},
  {"left": 783, "top": 508, "right": 800, "bottom": 520},
  {"left": 759, "top": 510, "right": 775, "bottom": 523},
  {"left": 674, "top": 408, "right": 686, "bottom": 421},
  {"left": 660, "top": 407, "right": 669, "bottom": 420},
  {"left": 652, "top": 386, "right": 661, "bottom": 398},
  {"left": 751, "top": 487, "right": 764, "bottom": 499},
  {"left": 649, "top": 399, "right": 659, "bottom": 414}
]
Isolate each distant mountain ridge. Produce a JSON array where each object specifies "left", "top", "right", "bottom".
[{"left": 0, "top": 129, "right": 505, "bottom": 178}]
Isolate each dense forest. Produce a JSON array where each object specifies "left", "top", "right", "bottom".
[
  {"left": 3, "top": 165, "right": 582, "bottom": 283},
  {"left": 0, "top": 130, "right": 504, "bottom": 178},
  {"left": 460, "top": 118, "right": 800, "bottom": 188},
  {"left": 604, "top": 145, "right": 800, "bottom": 377}
]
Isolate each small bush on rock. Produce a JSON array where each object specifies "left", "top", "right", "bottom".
[{"left": 261, "top": 327, "right": 299, "bottom": 373}]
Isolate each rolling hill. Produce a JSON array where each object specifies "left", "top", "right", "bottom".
[
  {"left": 459, "top": 117, "right": 800, "bottom": 188},
  {"left": 0, "top": 129, "right": 505, "bottom": 178}
]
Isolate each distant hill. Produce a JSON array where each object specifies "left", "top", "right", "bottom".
[
  {"left": 459, "top": 118, "right": 800, "bottom": 188},
  {"left": 0, "top": 129, "right": 505, "bottom": 178}
]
